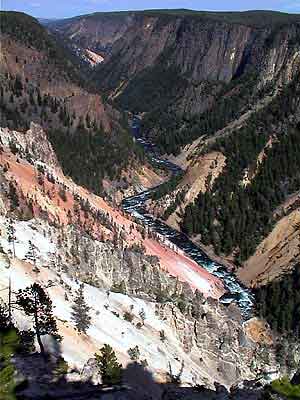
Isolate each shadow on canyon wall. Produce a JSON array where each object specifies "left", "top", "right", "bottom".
[{"left": 13, "top": 341, "right": 265, "bottom": 400}]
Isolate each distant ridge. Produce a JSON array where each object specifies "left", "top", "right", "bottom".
[{"left": 46, "top": 8, "right": 300, "bottom": 28}]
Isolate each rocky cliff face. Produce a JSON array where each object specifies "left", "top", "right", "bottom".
[
  {"left": 1, "top": 114, "right": 298, "bottom": 395},
  {"left": 102, "top": 16, "right": 258, "bottom": 84},
  {"left": 44, "top": 9, "right": 300, "bottom": 200},
  {"left": 47, "top": 13, "right": 135, "bottom": 54},
  {"left": 51, "top": 10, "right": 299, "bottom": 286},
  {"left": 0, "top": 12, "right": 164, "bottom": 201},
  {"left": 49, "top": 11, "right": 300, "bottom": 81},
  {"left": 0, "top": 33, "right": 112, "bottom": 132},
  {"left": 0, "top": 122, "right": 60, "bottom": 169},
  {"left": 48, "top": 11, "right": 300, "bottom": 117},
  {"left": 1, "top": 11, "right": 300, "bottom": 398}
]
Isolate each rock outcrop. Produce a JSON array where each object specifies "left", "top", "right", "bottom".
[
  {"left": 1, "top": 120, "right": 298, "bottom": 392},
  {"left": 0, "top": 122, "right": 60, "bottom": 169},
  {"left": 48, "top": 11, "right": 300, "bottom": 119}
]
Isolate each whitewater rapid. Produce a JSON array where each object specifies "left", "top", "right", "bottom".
[{"left": 122, "top": 117, "right": 254, "bottom": 318}]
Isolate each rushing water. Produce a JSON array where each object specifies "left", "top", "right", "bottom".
[{"left": 122, "top": 117, "right": 254, "bottom": 318}]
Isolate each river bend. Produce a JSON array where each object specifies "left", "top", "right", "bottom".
[{"left": 122, "top": 117, "right": 254, "bottom": 317}]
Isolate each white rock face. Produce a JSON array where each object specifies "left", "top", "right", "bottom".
[
  {"left": 0, "top": 252, "right": 10, "bottom": 269},
  {"left": 0, "top": 214, "right": 284, "bottom": 390},
  {"left": 0, "top": 217, "right": 210, "bottom": 386},
  {"left": 85, "top": 49, "right": 104, "bottom": 66},
  {"left": 0, "top": 123, "right": 60, "bottom": 168},
  {"left": 0, "top": 217, "right": 56, "bottom": 266}
]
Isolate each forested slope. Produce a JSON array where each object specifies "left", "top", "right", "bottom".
[
  {"left": 0, "top": 11, "right": 145, "bottom": 195},
  {"left": 181, "top": 78, "right": 300, "bottom": 262}
]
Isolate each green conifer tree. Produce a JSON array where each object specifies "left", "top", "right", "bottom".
[
  {"left": 16, "top": 283, "right": 58, "bottom": 355},
  {"left": 71, "top": 284, "right": 91, "bottom": 334},
  {"left": 95, "top": 344, "right": 122, "bottom": 386},
  {"left": 0, "top": 328, "right": 20, "bottom": 400}
]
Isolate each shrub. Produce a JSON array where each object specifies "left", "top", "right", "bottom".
[
  {"left": 271, "top": 377, "right": 300, "bottom": 399},
  {"left": 95, "top": 344, "right": 122, "bottom": 386},
  {"left": 127, "top": 345, "right": 140, "bottom": 361},
  {"left": 123, "top": 311, "right": 134, "bottom": 323}
]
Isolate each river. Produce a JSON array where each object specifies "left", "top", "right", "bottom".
[{"left": 122, "top": 116, "right": 254, "bottom": 318}]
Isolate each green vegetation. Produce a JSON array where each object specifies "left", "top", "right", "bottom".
[
  {"left": 71, "top": 284, "right": 91, "bottom": 334},
  {"left": 271, "top": 377, "right": 300, "bottom": 399},
  {"left": 0, "top": 305, "right": 30, "bottom": 400},
  {"left": 16, "top": 283, "right": 58, "bottom": 355},
  {"left": 123, "top": 311, "right": 134, "bottom": 323},
  {"left": 0, "top": 11, "right": 54, "bottom": 51},
  {"left": 0, "top": 302, "right": 10, "bottom": 330},
  {"left": 255, "top": 265, "right": 300, "bottom": 337},
  {"left": 141, "top": 69, "right": 271, "bottom": 155},
  {"left": 52, "top": 357, "right": 69, "bottom": 377},
  {"left": 0, "top": 11, "right": 83, "bottom": 86},
  {"left": 0, "top": 70, "right": 144, "bottom": 195},
  {"left": 0, "top": 329, "right": 20, "bottom": 400},
  {"left": 54, "top": 9, "right": 300, "bottom": 29},
  {"left": 115, "top": 62, "right": 187, "bottom": 114},
  {"left": 0, "top": 62, "right": 77, "bottom": 131},
  {"left": 151, "top": 171, "right": 183, "bottom": 201},
  {"left": 127, "top": 345, "right": 140, "bottom": 361},
  {"left": 181, "top": 78, "right": 300, "bottom": 261},
  {"left": 138, "top": 9, "right": 300, "bottom": 28},
  {"left": 111, "top": 280, "right": 127, "bottom": 294},
  {"left": 90, "top": 7, "right": 300, "bottom": 156},
  {"left": 95, "top": 344, "right": 122, "bottom": 386},
  {"left": 48, "top": 124, "right": 142, "bottom": 195}
]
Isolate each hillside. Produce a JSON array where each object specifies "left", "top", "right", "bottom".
[
  {"left": 46, "top": 9, "right": 300, "bottom": 329},
  {"left": 0, "top": 114, "right": 287, "bottom": 399},
  {"left": 46, "top": 9, "right": 300, "bottom": 286},
  {"left": 46, "top": 12, "right": 135, "bottom": 56},
  {"left": 148, "top": 72, "right": 300, "bottom": 287},
  {"left": 1, "top": 8, "right": 300, "bottom": 399},
  {"left": 46, "top": 9, "right": 300, "bottom": 156},
  {"left": 0, "top": 11, "right": 111, "bottom": 133},
  {"left": 0, "top": 11, "right": 164, "bottom": 198}
]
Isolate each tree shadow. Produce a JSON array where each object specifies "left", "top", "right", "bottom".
[
  {"left": 121, "top": 361, "right": 228, "bottom": 400},
  {"left": 122, "top": 361, "right": 164, "bottom": 399},
  {"left": 12, "top": 339, "right": 264, "bottom": 400}
]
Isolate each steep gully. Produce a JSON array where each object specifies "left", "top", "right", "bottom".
[{"left": 122, "top": 117, "right": 254, "bottom": 317}]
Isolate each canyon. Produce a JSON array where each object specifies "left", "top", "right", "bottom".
[{"left": 0, "top": 9, "right": 300, "bottom": 399}]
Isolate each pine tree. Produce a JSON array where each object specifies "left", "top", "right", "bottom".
[
  {"left": 13, "top": 75, "right": 23, "bottom": 97},
  {"left": 7, "top": 219, "right": 16, "bottom": 258},
  {"left": 16, "top": 283, "right": 58, "bottom": 355},
  {"left": 85, "top": 113, "right": 91, "bottom": 129},
  {"left": 159, "top": 330, "right": 166, "bottom": 342},
  {"left": 0, "top": 301, "right": 10, "bottom": 330},
  {"left": 37, "top": 89, "right": 42, "bottom": 107},
  {"left": 95, "top": 344, "right": 122, "bottom": 386},
  {"left": 111, "top": 280, "right": 126, "bottom": 294},
  {"left": 139, "top": 308, "right": 146, "bottom": 326},
  {"left": 26, "top": 240, "right": 37, "bottom": 266},
  {"left": 71, "top": 284, "right": 91, "bottom": 334},
  {"left": 8, "top": 182, "right": 19, "bottom": 211},
  {"left": 29, "top": 91, "right": 35, "bottom": 107},
  {"left": 127, "top": 345, "right": 140, "bottom": 361},
  {"left": 0, "top": 328, "right": 20, "bottom": 400}
]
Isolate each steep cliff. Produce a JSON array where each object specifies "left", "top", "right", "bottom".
[
  {"left": 45, "top": 8, "right": 300, "bottom": 294},
  {"left": 47, "top": 11, "right": 300, "bottom": 156},
  {"left": 47, "top": 12, "right": 135, "bottom": 54},
  {"left": 0, "top": 11, "right": 163, "bottom": 198},
  {"left": 2, "top": 121, "right": 295, "bottom": 396},
  {"left": 0, "top": 11, "right": 113, "bottom": 131},
  {"left": 1, "top": 9, "right": 300, "bottom": 398}
]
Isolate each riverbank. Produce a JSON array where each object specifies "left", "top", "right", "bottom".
[{"left": 123, "top": 116, "right": 254, "bottom": 317}]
